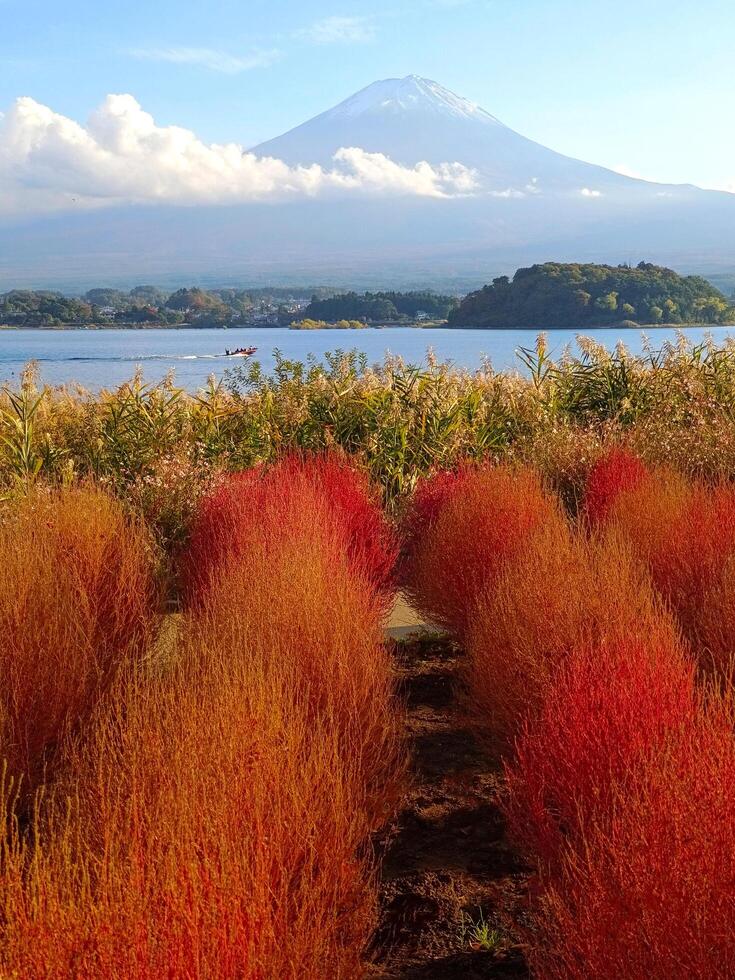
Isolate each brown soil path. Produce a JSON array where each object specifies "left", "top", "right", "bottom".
[{"left": 368, "top": 633, "right": 531, "bottom": 979}]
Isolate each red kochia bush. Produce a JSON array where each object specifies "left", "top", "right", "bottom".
[
  {"left": 600, "top": 469, "right": 735, "bottom": 668},
  {"left": 183, "top": 452, "right": 398, "bottom": 605},
  {"left": 582, "top": 447, "right": 649, "bottom": 525},
  {"left": 402, "top": 465, "right": 562, "bottom": 638},
  {"left": 504, "top": 634, "right": 696, "bottom": 871},
  {"left": 699, "top": 553, "right": 735, "bottom": 676},
  {"left": 533, "top": 703, "right": 735, "bottom": 979},
  {"left": 399, "top": 468, "right": 467, "bottom": 569},
  {"left": 667, "top": 484, "right": 735, "bottom": 636},
  {"left": 465, "top": 525, "right": 686, "bottom": 753}
]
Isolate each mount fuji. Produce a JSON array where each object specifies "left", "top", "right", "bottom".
[
  {"left": 253, "top": 74, "right": 633, "bottom": 193},
  {"left": 2, "top": 75, "right": 735, "bottom": 290}
]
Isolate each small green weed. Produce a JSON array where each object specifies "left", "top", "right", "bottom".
[{"left": 459, "top": 908, "right": 503, "bottom": 952}]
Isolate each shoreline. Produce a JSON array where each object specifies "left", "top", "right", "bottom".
[{"left": 1, "top": 321, "right": 734, "bottom": 332}]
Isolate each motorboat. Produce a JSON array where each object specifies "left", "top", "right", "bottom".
[{"left": 224, "top": 346, "right": 257, "bottom": 357}]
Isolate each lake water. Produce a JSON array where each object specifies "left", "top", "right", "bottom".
[{"left": 1, "top": 325, "right": 734, "bottom": 391}]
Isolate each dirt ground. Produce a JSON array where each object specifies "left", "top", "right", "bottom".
[{"left": 367, "top": 632, "right": 531, "bottom": 979}]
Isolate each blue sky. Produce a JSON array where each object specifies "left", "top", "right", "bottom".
[{"left": 2, "top": 0, "right": 734, "bottom": 191}]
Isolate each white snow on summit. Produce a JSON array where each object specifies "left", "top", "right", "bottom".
[{"left": 320, "top": 75, "right": 502, "bottom": 125}]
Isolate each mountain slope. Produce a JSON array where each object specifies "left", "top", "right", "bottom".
[
  {"left": 2, "top": 75, "right": 734, "bottom": 289},
  {"left": 254, "top": 75, "right": 646, "bottom": 193}
]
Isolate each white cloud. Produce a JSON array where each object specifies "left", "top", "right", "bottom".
[
  {"left": 0, "top": 95, "right": 478, "bottom": 216},
  {"left": 488, "top": 178, "right": 541, "bottom": 199},
  {"left": 580, "top": 187, "right": 602, "bottom": 198},
  {"left": 296, "top": 16, "right": 375, "bottom": 44},
  {"left": 128, "top": 46, "right": 280, "bottom": 74},
  {"left": 490, "top": 188, "right": 526, "bottom": 199},
  {"left": 334, "top": 147, "right": 477, "bottom": 196}
]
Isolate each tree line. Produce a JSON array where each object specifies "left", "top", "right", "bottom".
[
  {"left": 3, "top": 267, "right": 732, "bottom": 330},
  {"left": 302, "top": 291, "right": 459, "bottom": 323},
  {"left": 0, "top": 286, "right": 336, "bottom": 328}
]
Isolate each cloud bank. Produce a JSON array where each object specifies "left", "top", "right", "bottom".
[{"left": 0, "top": 95, "right": 478, "bottom": 216}]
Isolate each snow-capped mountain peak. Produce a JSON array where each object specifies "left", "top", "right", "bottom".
[
  {"left": 251, "top": 73, "right": 620, "bottom": 187},
  {"left": 252, "top": 74, "right": 521, "bottom": 170},
  {"left": 321, "top": 75, "right": 502, "bottom": 125}
]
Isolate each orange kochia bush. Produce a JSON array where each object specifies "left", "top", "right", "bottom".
[
  {"left": 0, "top": 472, "right": 404, "bottom": 978},
  {"left": 182, "top": 451, "right": 398, "bottom": 609},
  {"left": 532, "top": 701, "right": 735, "bottom": 979},
  {"left": 401, "top": 464, "right": 563, "bottom": 639},
  {"left": 587, "top": 462, "right": 735, "bottom": 673},
  {"left": 0, "top": 486, "right": 158, "bottom": 801},
  {"left": 464, "top": 524, "right": 687, "bottom": 750}
]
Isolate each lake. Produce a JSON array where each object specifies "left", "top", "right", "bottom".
[{"left": 1, "top": 325, "right": 733, "bottom": 391}]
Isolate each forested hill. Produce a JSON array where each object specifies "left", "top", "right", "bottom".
[{"left": 448, "top": 263, "right": 735, "bottom": 329}]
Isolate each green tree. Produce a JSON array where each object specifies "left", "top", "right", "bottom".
[
  {"left": 663, "top": 298, "right": 678, "bottom": 320},
  {"left": 595, "top": 291, "right": 619, "bottom": 312},
  {"left": 649, "top": 305, "right": 664, "bottom": 323},
  {"left": 83, "top": 288, "right": 128, "bottom": 308}
]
